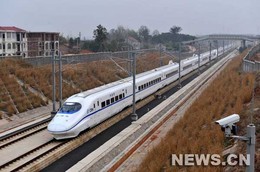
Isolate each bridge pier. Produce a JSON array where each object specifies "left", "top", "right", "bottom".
[{"left": 241, "top": 40, "right": 246, "bottom": 49}]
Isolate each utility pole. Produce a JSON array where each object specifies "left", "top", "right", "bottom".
[
  {"left": 209, "top": 41, "right": 212, "bottom": 66},
  {"left": 51, "top": 51, "right": 57, "bottom": 115},
  {"left": 128, "top": 44, "right": 132, "bottom": 77},
  {"left": 223, "top": 40, "right": 225, "bottom": 55},
  {"left": 178, "top": 43, "right": 182, "bottom": 88},
  {"left": 77, "top": 32, "right": 81, "bottom": 53},
  {"left": 226, "top": 124, "right": 255, "bottom": 172},
  {"left": 58, "top": 52, "right": 63, "bottom": 109},
  {"left": 160, "top": 44, "right": 163, "bottom": 67},
  {"left": 216, "top": 41, "right": 219, "bottom": 59},
  {"left": 246, "top": 124, "right": 255, "bottom": 172},
  {"left": 198, "top": 43, "right": 201, "bottom": 75},
  {"left": 131, "top": 51, "right": 138, "bottom": 121}
]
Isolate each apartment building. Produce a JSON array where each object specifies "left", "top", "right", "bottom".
[
  {"left": 0, "top": 26, "right": 28, "bottom": 57},
  {"left": 27, "top": 32, "right": 59, "bottom": 57}
]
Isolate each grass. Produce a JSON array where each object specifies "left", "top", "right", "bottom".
[
  {"left": 136, "top": 50, "right": 255, "bottom": 172},
  {"left": 0, "top": 52, "right": 171, "bottom": 117}
]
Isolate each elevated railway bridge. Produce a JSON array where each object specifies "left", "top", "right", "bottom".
[{"left": 182, "top": 34, "right": 260, "bottom": 48}]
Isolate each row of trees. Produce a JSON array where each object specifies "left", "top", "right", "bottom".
[{"left": 61, "top": 25, "right": 196, "bottom": 52}]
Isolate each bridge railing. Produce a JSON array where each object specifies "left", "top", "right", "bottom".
[{"left": 243, "top": 44, "right": 260, "bottom": 72}]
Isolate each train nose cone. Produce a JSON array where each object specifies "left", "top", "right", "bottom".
[{"left": 48, "top": 123, "right": 67, "bottom": 132}]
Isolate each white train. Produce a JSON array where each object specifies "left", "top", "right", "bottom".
[{"left": 48, "top": 44, "right": 233, "bottom": 139}]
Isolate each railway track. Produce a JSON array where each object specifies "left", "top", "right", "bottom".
[
  {"left": 0, "top": 51, "right": 234, "bottom": 172},
  {"left": 0, "top": 122, "right": 48, "bottom": 150},
  {"left": 0, "top": 87, "right": 160, "bottom": 172},
  {"left": 0, "top": 70, "right": 198, "bottom": 172},
  {"left": 76, "top": 50, "right": 239, "bottom": 172}
]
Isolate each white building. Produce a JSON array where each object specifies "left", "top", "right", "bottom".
[
  {"left": 0, "top": 26, "right": 28, "bottom": 57},
  {"left": 127, "top": 36, "right": 141, "bottom": 50}
]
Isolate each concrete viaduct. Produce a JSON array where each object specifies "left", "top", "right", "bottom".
[{"left": 182, "top": 34, "right": 260, "bottom": 48}]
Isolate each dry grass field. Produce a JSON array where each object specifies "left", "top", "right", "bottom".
[
  {"left": 136, "top": 50, "right": 255, "bottom": 172},
  {"left": 0, "top": 52, "right": 171, "bottom": 118}
]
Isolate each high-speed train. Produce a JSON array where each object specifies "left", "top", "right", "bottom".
[{"left": 48, "top": 44, "right": 233, "bottom": 139}]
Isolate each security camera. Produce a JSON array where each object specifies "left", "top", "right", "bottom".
[
  {"left": 215, "top": 114, "right": 240, "bottom": 126},
  {"left": 215, "top": 114, "right": 240, "bottom": 137}
]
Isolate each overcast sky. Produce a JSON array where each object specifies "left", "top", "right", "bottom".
[{"left": 1, "top": 0, "right": 260, "bottom": 39}]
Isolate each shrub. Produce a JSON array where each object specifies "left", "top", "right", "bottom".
[{"left": 137, "top": 50, "right": 254, "bottom": 172}]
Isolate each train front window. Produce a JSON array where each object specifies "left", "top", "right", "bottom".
[{"left": 59, "top": 102, "right": 82, "bottom": 113}]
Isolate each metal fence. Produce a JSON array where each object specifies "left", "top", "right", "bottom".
[
  {"left": 22, "top": 49, "right": 157, "bottom": 66},
  {"left": 0, "top": 49, "right": 158, "bottom": 66},
  {"left": 243, "top": 44, "right": 260, "bottom": 72}
]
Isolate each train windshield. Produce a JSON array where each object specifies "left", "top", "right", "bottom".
[{"left": 59, "top": 102, "right": 82, "bottom": 114}]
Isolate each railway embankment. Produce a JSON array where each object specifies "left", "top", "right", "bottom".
[
  {"left": 67, "top": 49, "right": 238, "bottom": 172},
  {"left": 0, "top": 52, "right": 171, "bottom": 120},
  {"left": 135, "top": 50, "right": 255, "bottom": 172}
]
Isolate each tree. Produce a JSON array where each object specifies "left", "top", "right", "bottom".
[
  {"left": 138, "top": 26, "right": 151, "bottom": 48},
  {"left": 59, "top": 34, "right": 67, "bottom": 45},
  {"left": 170, "top": 26, "right": 182, "bottom": 34},
  {"left": 93, "top": 24, "right": 108, "bottom": 51},
  {"left": 152, "top": 29, "right": 160, "bottom": 36},
  {"left": 68, "top": 37, "right": 74, "bottom": 48},
  {"left": 108, "top": 26, "right": 140, "bottom": 51},
  {"left": 138, "top": 25, "right": 150, "bottom": 42}
]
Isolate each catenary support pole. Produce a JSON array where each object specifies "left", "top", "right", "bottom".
[
  {"left": 223, "top": 40, "right": 225, "bottom": 55},
  {"left": 198, "top": 43, "right": 201, "bottom": 75},
  {"left": 209, "top": 41, "right": 211, "bottom": 65},
  {"left": 178, "top": 43, "right": 182, "bottom": 88},
  {"left": 216, "top": 41, "right": 219, "bottom": 59},
  {"left": 160, "top": 44, "right": 163, "bottom": 67},
  {"left": 52, "top": 52, "right": 56, "bottom": 114},
  {"left": 59, "top": 52, "right": 63, "bottom": 109},
  {"left": 128, "top": 44, "right": 132, "bottom": 77},
  {"left": 131, "top": 52, "right": 138, "bottom": 121}
]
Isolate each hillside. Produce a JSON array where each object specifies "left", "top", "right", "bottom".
[{"left": 0, "top": 52, "right": 171, "bottom": 119}]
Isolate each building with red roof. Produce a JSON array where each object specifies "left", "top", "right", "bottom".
[
  {"left": 0, "top": 26, "right": 28, "bottom": 57},
  {"left": 0, "top": 26, "right": 60, "bottom": 58}
]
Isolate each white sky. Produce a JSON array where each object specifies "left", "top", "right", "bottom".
[{"left": 1, "top": 0, "right": 260, "bottom": 39}]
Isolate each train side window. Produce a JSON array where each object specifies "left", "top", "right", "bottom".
[
  {"left": 119, "top": 94, "right": 122, "bottom": 99},
  {"left": 115, "top": 96, "right": 119, "bottom": 101},
  {"left": 123, "top": 93, "right": 125, "bottom": 98},
  {"left": 97, "top": 101, "right": 99, "bottom": 106},
  {"left": 93, "top": 104, "right": 95, "bottom": 108},
  {"left": 138, "top": 86, "right": 140, "bottom": 91},
  {"left": 106, "top": 99, "right": 110, "bottom": 105},
  {"left": 111, "top": 97, "right": 115, "bottom": 103},
  {"left": 141, "top": 85, "right": 144, "bottom": 90},
  {"left": 101, "top": 101, "right": 105, "bottom": 108}
]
